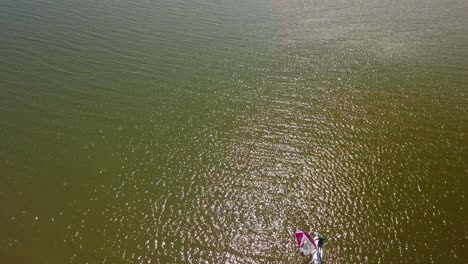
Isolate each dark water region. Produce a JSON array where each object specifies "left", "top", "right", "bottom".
[{"left": 1, "top": 0, "right": 467, "bottom": 263}]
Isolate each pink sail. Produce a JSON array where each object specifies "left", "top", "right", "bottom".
[
  {"left": 295, "top": 229, "right": 324, "bottom": 264},
  {"left": 295, "top": 229, "right": 317, "bottom": 256}
]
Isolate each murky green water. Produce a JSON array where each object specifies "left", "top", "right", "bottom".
[{"left": 1, "top": 0, "right": 467, "bottom": 263}]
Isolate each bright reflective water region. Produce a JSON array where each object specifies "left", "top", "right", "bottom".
[{"left": 1, "top": 0, "right": 467, "bottom": 263}]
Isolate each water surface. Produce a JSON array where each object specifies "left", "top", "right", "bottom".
[{"left": 1, "top": 0, "right": 467, "bottom": 263}]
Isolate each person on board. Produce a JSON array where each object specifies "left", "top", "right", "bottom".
[{"left": 317, "top": 236, "right": 326, "bottom": 248}]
